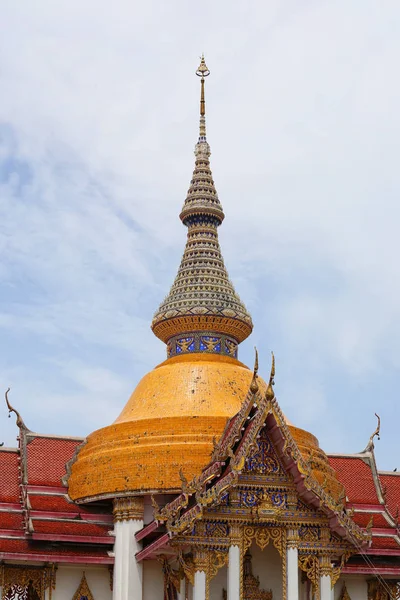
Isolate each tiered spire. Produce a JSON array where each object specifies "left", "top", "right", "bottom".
[{"left": 152, "top": 57, "right": 253, "bottom": 358}]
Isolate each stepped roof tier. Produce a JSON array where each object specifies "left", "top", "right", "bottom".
[{"left": 151, "top": 56, "right": 253, "bottom": 353}]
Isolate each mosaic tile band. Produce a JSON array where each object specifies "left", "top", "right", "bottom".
[{"left": 167, "top": 331, "right": 238, "bottom": 358}]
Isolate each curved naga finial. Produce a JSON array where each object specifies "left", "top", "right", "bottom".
[
  {"left": 250, "top": 347, "right": 259, "bottom": 393},
  {"left": 364, "top": 413, "right": 380, "bottom": 452},
  {"left": 266, "top": 352, "right": 275, "bottom": 399},
  {"left": 270, "top": 351, "right": 275, "bottom": 385},
  {"left": 5, "top": 388, "right": 28, "bottom": 431}
]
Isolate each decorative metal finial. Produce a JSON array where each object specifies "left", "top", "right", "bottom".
[
  {"left": 196, "top": 55, "right": 210, "bottom": 135},
  {"left": 5, "top": 387, "right": 28, "bottom": 431},
  {"left": 196, "top": 54, "right": 210, "bottom": 79},
  {"left": 266, "top": 352, "right": 275, "bottom": 400},
  {"left": 250, "top": 348, "right": 259, "bottom": 394},
  {"left": 363, "top": 413, "right": 381, "bottom": 453}
]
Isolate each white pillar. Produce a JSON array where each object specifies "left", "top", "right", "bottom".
[
  {"left": 287, "top": 530, "right": 299, "bottom": 600},
  {"left": 320, "top": 557, "right": 332, "bottom": 600},
  {"left": 227, "top": 544, "right": 240, "bottom": 600},
  {"left": 287, "top": 546, "right": 299, "bottom": 600},
  {"left": 321, "top": 575, "right": 331, "bottom": 600},
  {"left": 320, "top": 574, "right": 331, "bottom": 600},
  {"left": 113, "top": 497, "right": 144, "bottom": 600},
  {"left": 193, "top": 570, "right": 206, "bottom": 600},
  {"left": 113, "top": 520, "right": 124, "bottom": 600},
  {"left": 176, "top": 578, "right": 185, "bottom": 600}
]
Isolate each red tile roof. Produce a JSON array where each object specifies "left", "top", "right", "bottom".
[
  {"left": 353, "top": 512, "right": 389, "bottom": 529},
  {"left": 329, "top": 456, "right": 380, "bottom": 504},
  {"left": 379, "top": 473, "right": 400, "bottom": 519},
  {"left": 0, "top": 450, "right": 20, "bottom": 503},
  {"left": 0, "top": 434, "right": 113, "bottom": 563},
  {"left": 0, "top": 538, "right": 113, "bottom": 562},
  {"left": 26, "top": 436, "right": 81, "bottom": 486},
  {"left": 32, "top": 520, "right": 111, "bottom": 537},
  {"left": 0, "top": 511, "right": 24, "bottom": 530},
  {"left": 29, "top": 493, "right": 77, "bottom": 512},
  {"left": 371, "top": 536, "right": 400, "bottom": 549}
]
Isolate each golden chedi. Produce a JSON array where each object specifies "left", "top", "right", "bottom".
[{"left": 68, "top": 57, "right": 340, "bottom": 503}]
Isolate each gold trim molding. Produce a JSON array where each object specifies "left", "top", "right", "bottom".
[{"left": 113, "top": 496, "right": 144, "bottom": 521}]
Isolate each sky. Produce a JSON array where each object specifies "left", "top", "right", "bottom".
[{"left": 0, "top": 1, "right": 399, "bottom": 469}]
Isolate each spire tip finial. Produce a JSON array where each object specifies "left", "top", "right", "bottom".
[
  {"left": 196, "top": 55, "right": 209, "bottom": 132},
  {"left": 196, "top": 55, "right": 210, "bottom": 78}
]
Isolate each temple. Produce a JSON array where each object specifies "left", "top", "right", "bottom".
[{"left": 1, "top": 57, "right": 400, "bottom": 600}]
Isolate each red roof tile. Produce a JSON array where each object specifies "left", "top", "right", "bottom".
[
  {"left": 26, "top": 437, "right": 80, "bottom": 486},
  {"left": 329, "top": 457, "right": 380, "bottom": 504},
  {"left": 379, "top": 473, "right": 400, "bottom": 519},
  {"left": 0, "top": 451, "right": 20, "bottom": 503},
  {"left": 352, "top": 512, "right": 389, "bottom": 529},
  {"left": 32, "top": 520, "right": 111, "bottom": 537},
  {"left": 29, "top": 494, "right": 80, "bottom": 513},
  {"left": 371, "top": 536, "right": 400, "bottom": 549},
  {"left": 0, "top": 512, "right": 23, "bottom": 530},
  {"left": 0, "top": 538, "right": 111, "bottom": 557}
]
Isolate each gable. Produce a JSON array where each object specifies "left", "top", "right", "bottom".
[{"left": 244, "top": 427, "right": 287, "bottom": 479}]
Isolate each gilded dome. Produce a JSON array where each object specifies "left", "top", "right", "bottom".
[
  {"left": 68, "top": 354, "right": 267, "bottom": 501},
  {"left": 68, "top": 352, "right": 342, "bottom": 502}
]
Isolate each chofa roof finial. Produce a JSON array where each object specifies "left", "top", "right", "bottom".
[
  {"left": 364, "top": 413, "right": 380, "bottom": 453},
  {"left": 4, "top": 388, "right": 28, "bottom": 431},
  {"left": 266, "top": 352, "right": 275, "bottom": 399},
  {"left": 250, "top": 347, "right": 259, "bottom": 393}
]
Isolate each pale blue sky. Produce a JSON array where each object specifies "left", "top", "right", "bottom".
[{"left": 1, "top": 1, "right": 399, "bottom": 469}]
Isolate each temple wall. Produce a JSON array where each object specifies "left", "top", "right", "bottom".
[
  {"left": 334, "top": 576, "right": 368, "bottom": 600},
  {"left": 209, "top": 564, "right": 227, "bottom": 599},
  {"left": 143, "top": 559, "right": 164, "bottom": 599},
  {"left": 53, "top": 566, "right": 111, "bottom": 600},
  {"left": 251, "top": 542, "right": 283, "bottom": 600}
]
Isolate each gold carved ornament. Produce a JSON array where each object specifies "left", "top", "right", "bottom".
[
  {"left": 158, "top": 556, "right": 181, "bottom": 599},
  {"left": 113, "top": 496, "right": 144, "bottom": 522},
  {"left": 331, "top": 550, "right": 354, "bottom": 588},
  {"left": 242, "top": 527, "right": 287, "bottom": 600},
  {"left": 193, "top": 548, "right": 228, "bottom": 600},
  {"left": 72, "top": 573, "right": 94, "bottom": 600},
  {"left": 242, "top": 551, "right": 273, "bottom": 600},
  {"left": 178, "top": 551, "right": 195, "bottom": 586},
  {"left": 243, "top": 526, "right": 286, "bottom": 557},
  {"left": 1, "top": 565, "right": 57, "bottom": 600},
  {"left": 368, "top": 579, "right": 400, "bottom": 600},
  {"left": 339, "top": 583, "right": 352, "bottom": 600},
  {"left": 298, "top": 555, "right": 320, "bottom": 600}
]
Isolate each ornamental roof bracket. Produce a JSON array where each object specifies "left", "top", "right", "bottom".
[
  {"left": 250, "top": 347, "right": 259, "bottom": 393},
  {"left": 357, "top": 413, "right": 387, "bottom": 507},
  {"left": 4, "top": 387, "right": 29, "bottom": 432},
  {"left": 266, "top": 351, "right": 275, "bottom": 400},
  {"left": 363, "top": 412, "right": 381, "bottom": 453}
]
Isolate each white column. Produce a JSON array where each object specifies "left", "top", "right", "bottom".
[
  {"left": 113, "top": 520, "right": 124, "bottom": 600},
  {"left": 320, "top": 557, "right": 332, "bottom": 600},
  {"left": 320, "top": 574, "right": 331, "bottom": 600},
  {"left": 227, "top": 544, "right": 240, "bottom": 600},
  {"left": 113, "top": 497, "right": 144, "bottom": 600},
  {"left": 287, "top": 530, "right": 299, "bottom": 600},
  {"left": 193, "top": 570, "right": 206, "bottom": 600},
  {"left": 176, "top": 577, "right": 185, "bottom": 600}
]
